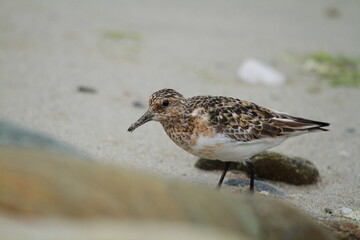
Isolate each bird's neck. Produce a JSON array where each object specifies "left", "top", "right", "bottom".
[{"left": 160, "top": 112, "right": 195, "bottom": 149}]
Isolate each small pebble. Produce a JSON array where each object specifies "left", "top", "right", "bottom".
[
  {"left": 122, "top": 91, "right": 132, "bottom": 97},
  {"left": 325, "top": 6, "right": 340, "bottom": 19},
  {"left": 132, "top": 101, "right": 145, "bottom": 108},
  {"left": 346, "top": 128, "right": 356, "bottom": 133},
  {"left": 324, "top": 208, "right": 333, "bottom": 214},
  {"left": 77, "top": 86, "right": 97, "bottom": 94}
]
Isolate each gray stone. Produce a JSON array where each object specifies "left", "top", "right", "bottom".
[
  {"left": 0, "top": 119, "right": 81, "bottom": 155},
  {"left": 225, "top": 178, "right": 285, "bottom": 196}
]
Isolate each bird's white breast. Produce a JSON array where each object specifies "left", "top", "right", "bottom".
[{"left": 188, "top": 133, "right": 287, "bottom": 162}]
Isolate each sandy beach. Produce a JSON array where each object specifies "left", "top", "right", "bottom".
[{"left": 1, "top": 0, "right": 359, "bottom": 218}]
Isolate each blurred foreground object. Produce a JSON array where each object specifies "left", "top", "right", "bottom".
[
  {"left": 0, "top": 147, "right": 333, "bottom": 240},
  {"left": 0, "top": 217, "right": 242, "bottom": 240}
]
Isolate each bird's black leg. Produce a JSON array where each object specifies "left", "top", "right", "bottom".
[
  {"left": 246, "top": 161, "right": 255, "bottom": 193},
  {"left": 216, "top": 162, "right": 231, "bottom": 189}
]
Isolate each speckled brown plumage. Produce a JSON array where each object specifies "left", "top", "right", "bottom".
[{"left": 188, "top": 95, "right": 329, "bottom": 142}]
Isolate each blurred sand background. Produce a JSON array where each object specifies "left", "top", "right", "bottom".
[{"left": 1, "top": 0, "right": 359, "bottom": 218}]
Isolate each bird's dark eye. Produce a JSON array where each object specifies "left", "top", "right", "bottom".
[{"left": 162, "top": 100, "right": 169, "bottom": 107}]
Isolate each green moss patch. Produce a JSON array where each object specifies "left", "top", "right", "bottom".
[{"left": 304, "top": 51, "right": 360, "bottom": 87}]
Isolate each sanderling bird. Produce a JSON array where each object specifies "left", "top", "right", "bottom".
[{"left": 128, "top": 89, "right": 329, "bottom": 192}]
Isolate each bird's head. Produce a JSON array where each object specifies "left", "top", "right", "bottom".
[{"left": 128, "top": 89, "right": 187, "bottom": 132}]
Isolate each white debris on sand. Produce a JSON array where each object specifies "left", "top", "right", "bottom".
[
  {"left": 237, "top": 59, "right": 286, "bottom": 86},
  {"left": 337, "top": 207, "right": 360, "bottom": 221}
]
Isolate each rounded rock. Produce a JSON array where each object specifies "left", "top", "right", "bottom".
[
  {"left": 195, "top": 151, "right": 320, "bottom": 185},
  {"left": 248, "top": 151, "right": 320, "bottom": 185}
]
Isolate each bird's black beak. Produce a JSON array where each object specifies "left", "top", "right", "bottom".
[{"left": 128, "top": 110, "right": 154, "bottom": 132}]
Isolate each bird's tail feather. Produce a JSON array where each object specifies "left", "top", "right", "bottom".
[{"left": 269, "top": 116, "right": 329, "bottom": 134}]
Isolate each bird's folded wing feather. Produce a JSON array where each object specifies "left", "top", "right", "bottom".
[{"left": 189, "top": 96, "right": 329, "bottom": 142}]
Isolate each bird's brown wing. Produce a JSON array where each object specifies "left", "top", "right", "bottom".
[{"left": 189, "top": 96, "right": 329, "bottom": 142}]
